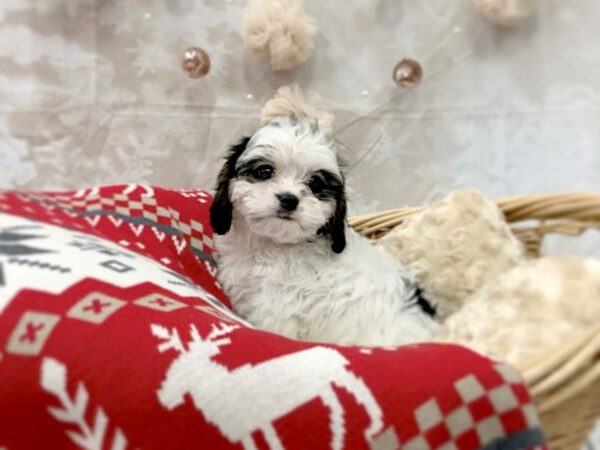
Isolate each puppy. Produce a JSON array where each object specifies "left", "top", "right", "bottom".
[{"left": 210, "top": 117, "right": 437, "bottom": 346}]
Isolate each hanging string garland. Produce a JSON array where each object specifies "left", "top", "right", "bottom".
[
  {"left": 173, "top": 1, "right": 556, "bottom": 195},
  {"left": 178, "top": 0, "right": 539, "bottom": 133},
  {"left": 473, "top": 0, "right": 539, "bottom": 26},
  {"left": 182, "top": 47, "right": 211, "bottom": 78},
  {"left": 392, "top": 59, "right": 423, "bottom": 89},
  {"left": 242, "top": 0, "right": 317, "bottom": 71}
]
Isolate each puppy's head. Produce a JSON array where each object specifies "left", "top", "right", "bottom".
[{"left": 210, "top": 118, "right": 347, "bottom": 253}]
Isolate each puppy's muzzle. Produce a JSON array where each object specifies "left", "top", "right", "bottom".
[{"left": 276, "top": 192, "right": 299, "bottom": 212}]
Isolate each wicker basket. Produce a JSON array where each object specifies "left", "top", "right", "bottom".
[{"left": 349, "top": 192, "right": 600, "bottom": 450}]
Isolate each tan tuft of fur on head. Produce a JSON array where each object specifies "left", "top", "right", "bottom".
[
  {"left": 261, "top": 84, "right": 334, "bottom": 134},
  {"left": 242, "top": 0, "right": 317, "bottom": 71}
]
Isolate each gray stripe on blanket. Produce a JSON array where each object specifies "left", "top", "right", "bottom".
[
  {"left": 479, "top": 427, "right": 546, "bottom": 450},
  {"left": 76, "top": 210, "right": 216, "bottom": 264},
  {"left": 21, "top": 194, "right": 216, "bottom": 265}
]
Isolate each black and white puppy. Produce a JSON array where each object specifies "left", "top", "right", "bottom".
[{"left": 210, "top": 117, "right": 437, "bottom": 346}]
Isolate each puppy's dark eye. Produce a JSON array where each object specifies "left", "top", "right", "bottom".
[
  {"left": 308, "top": 175, "right": 325, "bottom": 193},
  {"left": 254, "top": 165, "right": 273, "bottom": 180}
]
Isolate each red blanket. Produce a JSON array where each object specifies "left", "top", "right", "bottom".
[{"left": 0, "top": 185, "right": 546, "bottom": 450}]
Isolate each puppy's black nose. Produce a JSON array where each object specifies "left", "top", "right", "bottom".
[{"left": 277, "top": 192, "right": 299, "bottom": 212}]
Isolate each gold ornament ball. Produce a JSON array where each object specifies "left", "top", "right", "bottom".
[
  {"left": 392, "top": 59, "right": 423, "bottom": 89},
  {"left": 182, "top": 47, "right": 211, "bottom": 79}
]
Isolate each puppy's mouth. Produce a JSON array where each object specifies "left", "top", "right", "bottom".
[{"left": 276, "top": 212, "right": 295, "bottom": 221}]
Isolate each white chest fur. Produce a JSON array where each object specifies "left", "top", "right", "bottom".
[{"left": 215, "top": 223, "right": 437, "bottom": 346}]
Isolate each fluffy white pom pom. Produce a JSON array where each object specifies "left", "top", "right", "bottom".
[
  {"left": 473, "top": 0, "right": 538, "bottom": 26},
  {"left": 242, "top": 0, "right": 317, "bottom": 71}
]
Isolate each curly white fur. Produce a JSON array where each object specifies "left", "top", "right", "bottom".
[
  {"left": 212, "top": 118, "right": 437, "bottom": 346},
  {"left": 217, "top": 223, "right": 437, "bottom": 345},
  {"left": 437, "top": 256, "right": 600, "bottom": 366},
  {"left": 261, "top": 84, "right": 334, "bottom": 134},
  {"left": 377, "top": 189, "right": 525, "bottom": 320},
  {"left": 242, "top": 0, "right": 317, "bottom": 71}
]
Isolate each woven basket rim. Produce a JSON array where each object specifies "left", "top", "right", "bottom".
[{"left": 350, "top": 191, "right": 600, "bottom": 232}]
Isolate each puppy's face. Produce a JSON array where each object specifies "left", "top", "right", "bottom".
[{"left": 211, "top": 118, "right": 347, "bottom": 252}]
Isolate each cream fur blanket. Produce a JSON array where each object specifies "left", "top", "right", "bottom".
[
  {"left": 377, "top": 188, "right": 600, "bottom": 366},
  {"left": 437, "top": 255, "right": 600, "bottom": 365},
  {"left": 377, "top": 189, "right": 525, "bottom": 320}
]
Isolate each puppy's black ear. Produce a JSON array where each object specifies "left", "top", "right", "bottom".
[
  {"left": 330, "top": 190, "right": 347, "bottom": 253},
  {"left": 210, "top": 136, "right": 251, "bottom": 235}
]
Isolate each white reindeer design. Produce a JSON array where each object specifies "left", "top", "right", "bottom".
[{"left": 151, "top": 322, "right": 384, "bottom": 450}]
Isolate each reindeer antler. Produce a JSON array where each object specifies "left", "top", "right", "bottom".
[
  {"left": 151, "top": 324, "right": 185, "bottom": 353},
  {"left": 207, "top": 323, "right": 239, "bottom": 341}
]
